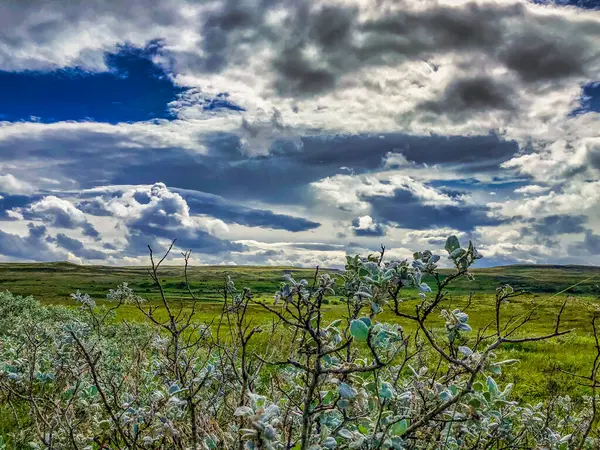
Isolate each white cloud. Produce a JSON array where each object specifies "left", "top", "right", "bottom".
[
  {"left": 311, "top": 172, "right": 462, "bottom": 214},
  {"left": 398, "top": 228, "right": 466, "bottom": 246},
  {"left": 490, "top": 180, "right": 600, "bottom": 219},
  {"left": 352, "top": 215, "right": 379, "bottom": 231},
  {"left": 27, "top": 196, "right": 87, "bottom": 224},
  {"left": 92, "top": 183, "right": 229, "bottom": 237},
  {"left": 0, "top": 173, "right": 34, "bottom": 194},
  {"left": 514, "top": 184, "right": 549, "bottom": 195}
]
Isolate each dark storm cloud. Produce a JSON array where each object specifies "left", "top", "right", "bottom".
[
  {"left": 586, "top": 142, "right": 600, "bottom": 170},
  {"left": 197, "top": 0, "right": 280, "bottom": 73},
  {"left": 366, "top": 188, "right": 504, "bottom": 231},
  {"left": 180, "top": 133, "right": 517, "bottom": 203},
  {"left": 272, "top": 4, "right": 357, "bottom": 96},
  {"left": 49, "top": 233, "right": 107, "bottom": 260},
  {"left": 498, "top": 30, "right": 592, "bottom": 83},
  {"left": 418, "top": 76, "right": 517, "bottom": 120},
  {"left": 523, "top": 214, "right": 588, "bottom": 236},
  {"left": 0, "top": 193, "right": 40, "bottom": 218},
  {"left": 2, "top": 0, "right": 599, "bottom": 100},
  {"left": 124, "top": 223, "right": 245, "bottom": 257},
  {"left": 270, "top": 2, "right": 514, "bottom": 96},
  {"left": 0, "top": 127, "right": 519, "bottom": 207},
  {"left": 569, "top": 230, "right": 600, "bottom": 255},
  {"left": 0, "top": 0, "right": 186, "bottom": 70},
  {"left": 181, "top": 191, "right": 320, "bottom": 231},
  {"left": 0, "top": 223, "right": 66, "bottom": 261},
  {"left": 264, "top": 1, "right": 600, "bottom": 97}
]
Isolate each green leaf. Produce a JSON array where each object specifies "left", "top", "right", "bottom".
[
  {"left": 449, "top": 248, "right": 466, "bottom": 259},
  {"left": 390, "top": 419, "right": 408, "bottom": 436},
  {"left": 371, "top": 301, "right": 382, "bottom": 314},
  {"left": 323, "top": 437, "right": 338, "bottom": 449},
  {"left": 234, "top": 406, "right": 254, "bottom": 416},
  {"left": 338, "top": 428, "right": 354, "bottom": 439},
  {"left": 338, "top": 382, "right": 356, "bottom": 399},
  {"left": 379, "top": 382, "right": 394, "bottom": 399},
  {"left": 322, "top": 390, "right": 335, "bottom": 405},
  {"left": 359, "top": 317, "right": 372, "bottom": 328},
  {"left": 350, "top": 319, "right": 369, "bottom": 342},
  {"left": 487, "top": 376, "right": 499, "bottom": 395},
  {"left": 501, "top": 383, "right": 513, "bottom": 398},
  {"left": 468, "top": 397, "right": 482, "bottom": 408},
  {"left": 445, "top": 236, "right": 461, "bottom": 254},
  {"left": 458, "top": 346, "right": 473, "bottom": 356},
  {"left": 329, "top": 319, "right": 343, "bottom": 328}
]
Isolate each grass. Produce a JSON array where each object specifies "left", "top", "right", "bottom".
[
  {"left": 1, "top": 261, "right": 600, "bottom": 402},
  {"left": 1, "top": 261, "right": 600, "bottom": 304}
]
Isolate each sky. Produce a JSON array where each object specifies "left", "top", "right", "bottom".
[{"left": 0, "top": 0, "right": 600, "bottom": 268}]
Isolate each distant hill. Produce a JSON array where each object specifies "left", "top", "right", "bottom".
[
  {"left": 0, "top": 262, "right": 599, "bottom": 304},
  {"left": 435, "top": 264, "right": 600, "bottom": 294}
]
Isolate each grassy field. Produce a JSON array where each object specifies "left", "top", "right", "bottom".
[
  {"left": 1, "top": 261, "right": 600, "bottom": 402},
  {"left": 1, "top": 261, "right": 599, "bottom": 305}
]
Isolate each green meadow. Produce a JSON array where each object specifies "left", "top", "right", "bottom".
[{"left": 1, "top": 261, "right": 600, "bottom": 402}]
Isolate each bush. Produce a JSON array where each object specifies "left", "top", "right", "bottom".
[{"left": 0, "top": 237, "right": 597, "bottom": 449}]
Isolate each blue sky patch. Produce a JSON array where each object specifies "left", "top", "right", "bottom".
[
  {"left": 0, "top": 42, "right": 186, "bottom": 124},
  {"left": 532, "top": 0, "right": 600, "bottom": 8},
  {"left": 572, "top": 82, "right": 600, "bottom": 115},
  {"left": 203, "top": 93, "right": 245, "bottom": 112}
]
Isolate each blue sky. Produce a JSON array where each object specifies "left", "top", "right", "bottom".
[
  {"left": 0, "top": 42, "right": 185, "bottom": 123},
  {"left": 0, "top": 0, "right": 599, "bottom": 268}
]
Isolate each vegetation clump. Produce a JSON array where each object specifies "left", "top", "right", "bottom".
[{"left": 0, "top": 237, "right": 598, "bottom": 449}]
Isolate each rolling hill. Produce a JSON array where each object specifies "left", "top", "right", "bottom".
[{"left": 0, "top": 261, "right": 599, "bottom": 304}]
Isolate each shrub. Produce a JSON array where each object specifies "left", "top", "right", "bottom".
[{"left": 0, "top": 237, "right": 597, "bottom": 449}]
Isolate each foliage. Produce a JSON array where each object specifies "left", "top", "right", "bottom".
[{"left": 0, "top": 237, "right": 599, "bottom": 449}]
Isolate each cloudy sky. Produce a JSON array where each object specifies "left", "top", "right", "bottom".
[{"left": 0, "top": 0, "right": 599, "bottom": 268}]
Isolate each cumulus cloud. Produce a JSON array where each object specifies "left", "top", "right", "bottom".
[
  {"left": 79, "top": 183, "right": 244, "bottom": 256},
  {"left": 49, "top": 233, "right": 107, "bottom": 260},
  {"left": 490, "top": 180, "right": 600, "bottom": 219},
  {"left": 0, "top": 174, "right": 34, "bottom": 194},
  {"left": 351, "top": 215, "right": 386, "bottom": 237},
  {"left": 514, "top": 185, "right": 549, "bottom": 195},
  {"left": 312, "top": 172, "right": 466, "bottom": 214},
  {"left": 79, "top": 185, "right": 320, "bottom": 232},
  {"left": 22, "top": 196, "right": 100, "bottom": 238},
  {"left": 0, "top": 223, "right": 67, "bottom": 261}
]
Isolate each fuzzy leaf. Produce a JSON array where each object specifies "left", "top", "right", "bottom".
[
  {"left": 390, "top": 419, "right": 408, "bottom": 436},
  {"left": 350, "top": 319, "right": 369, "bottom": 342},
  {"left": 338, "top": 382, "right": 356, "bottom": 399},
  {"left": 445, "top": 236, "right": 461, "bottom": 254},
  {"left": 234, "top": 406, "right": 254, "bottom": 417}
]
